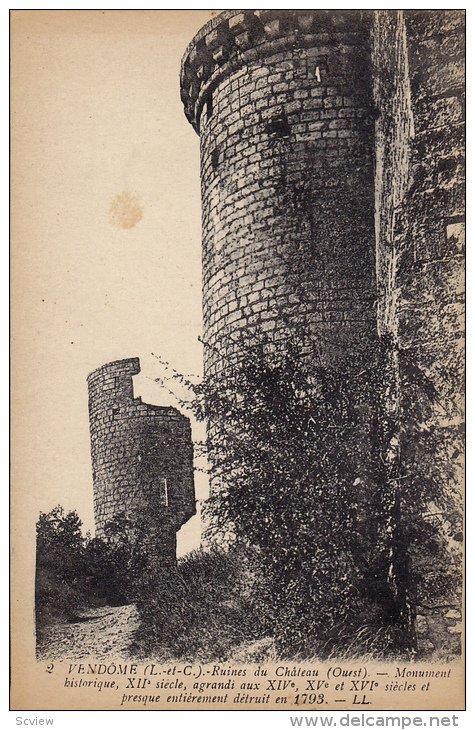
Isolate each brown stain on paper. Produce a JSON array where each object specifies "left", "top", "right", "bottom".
[{"left": 109, "top": 192, "right": 143, "bottom": 229}]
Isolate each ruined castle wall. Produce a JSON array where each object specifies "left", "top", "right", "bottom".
[
  {"left": 87, "top": 358, "right": 195, "bottom": 563},
  {"left": 372, "top": 10, "right": 464, "bottom": 388},
  {"left": 399, "top": 10, "right": 464, "bottom": 429},
  {"left": 182, "top": 10, "right": 378, "bottom": 378},
  {"left": 372, "top": 10, "right": 464, "bottom": 656}
]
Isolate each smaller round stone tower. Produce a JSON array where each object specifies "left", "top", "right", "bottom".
[{"left": 87, "top": 357, "right": 195, "bottom": 565}]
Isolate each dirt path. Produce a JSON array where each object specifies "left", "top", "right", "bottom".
[{"left": 36, "top": 604, "right": 139, "bottom": 661}]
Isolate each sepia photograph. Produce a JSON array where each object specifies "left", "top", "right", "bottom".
[{"left": 10, "top": 7, "right": 465, "bottom": 712}]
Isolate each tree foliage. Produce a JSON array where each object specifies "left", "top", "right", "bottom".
[
  {"left": 191, "top": 344, "right": 388, "bottom": 655},
  {"left": 35, "top": 507, "right": 144, "bottom": 630}
]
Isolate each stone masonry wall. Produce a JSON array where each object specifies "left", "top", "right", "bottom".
[
  {"left": 181, "top": 10, "right": 378, "bottom": 379},
  {"left": 88, "top": 358, "right": 195, "bottom": 565},
  {"left": 372, "top": 10, "right": 464, "bottom": 657}
]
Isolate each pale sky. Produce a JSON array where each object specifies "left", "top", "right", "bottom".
[{"left": 11, "top": 10, "right": 216, "bottom": 555}]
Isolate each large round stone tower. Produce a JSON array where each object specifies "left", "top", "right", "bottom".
[{"left": 181, "top": 9, "right": 377, "bottom": 379}]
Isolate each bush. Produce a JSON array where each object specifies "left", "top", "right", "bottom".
[
  {"left": 35, "top": 507, "right": 140, "bottom": 633},
  {"left": 197, "top": 345, "right": 393, "bottom": 657},
  {"left": 36, "top": 506, "right": 89, "bottom": 626},
  {"left": 133, "top": 546, "right": 270, "bottom": 662}
]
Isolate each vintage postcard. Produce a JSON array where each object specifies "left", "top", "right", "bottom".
[{"left": 10, "top": 8, "right": 465, "bottom": 712}]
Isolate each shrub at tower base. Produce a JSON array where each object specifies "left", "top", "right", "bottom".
[
  {"left": 197, "top": 344, "right": 385, "bottom": 657},
  {"left": 188, "top": 339, "right": 460, "bottom": 659}
]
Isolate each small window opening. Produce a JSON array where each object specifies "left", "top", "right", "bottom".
[
  {"left": 159, "top": 478, "right": 169, "bottom": 507},
  {"left": 206, "top": 93, "right": 213, "bottom": 120},
  {"left": 265, "top": 113, "right": 291, "bottom": 139},
  {"left": 211, "top": 146, "right": 220, "bottom": 170}
]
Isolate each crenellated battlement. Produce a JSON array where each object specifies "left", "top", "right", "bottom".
[{"left": 180, "top": 9, "right": 370, "bottom": 131}]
